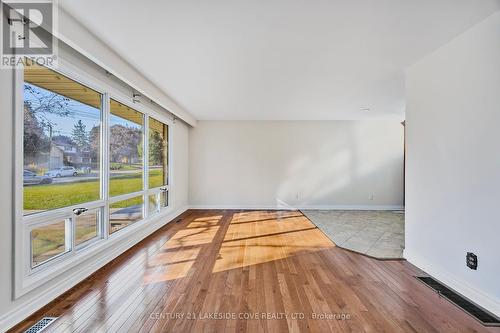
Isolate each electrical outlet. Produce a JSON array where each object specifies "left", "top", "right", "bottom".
[
  {"left": 369, "top": 194, "right": 374, "bottom": 201},
  {"left": 466, "top": 252, "right": 478, "bottom": 270}
]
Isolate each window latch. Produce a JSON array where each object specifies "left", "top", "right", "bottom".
[
  {"left": 160, "top": 187, "right": 168, "bottom": 192},
  {"left": 73, "top": 207, "right": 88, "bottom": 216}
]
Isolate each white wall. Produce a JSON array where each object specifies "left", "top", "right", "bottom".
[
  {"left": 189, "top": 121, "right": 403, "bottom": 209},
  {"left": 172, "top": 121, "right": 190, "bottom": 209},
  {"left": 0, "top": 46, "right": 190, "bottom": 333},
  {"left": 405, "top": 11, "right": 500, "bottom": 316}
]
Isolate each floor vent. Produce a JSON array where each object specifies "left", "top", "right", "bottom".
[
  {"left": 416, "top": 276, "right": 500, "bottom": 326},
  {"left": 25, "top": 317, "right": 58, "bottom": 333}
]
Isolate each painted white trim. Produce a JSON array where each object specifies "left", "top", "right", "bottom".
[
  {"left": 189, "top": 204, "right": 404, "bottom": 211},
  {"left": 1, "top": 205, "right": 188, "bottom": 332},
  {"left": 404, "top": 249, "right": 500, "bottom": 318}
]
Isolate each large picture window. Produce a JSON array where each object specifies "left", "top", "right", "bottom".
[
  {"left": 18, "top": 61, "right": 171, "bottom": 279},
  {"left": 23, "top": 63, "right": 102, "bottom": 216}
]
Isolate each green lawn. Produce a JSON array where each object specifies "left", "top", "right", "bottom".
[
  {"left": 32, "top": 220, "right": 97, "bottom": 265},
  {"left": 25, "top": 180, "right": 100, "bottom": 211},
  {"left": 110, "top": 162, "right": 141, "bottom": 171},
  {"left": 28, "top": 169, "right": 166, "bottom": 264},
  {"left": 75, "top": 225, "right": 97, "bottom": 244},
  {"left": 24, "top": 169, "right": 165, "bottom": 211},
  {"left": 149, "top": 169, "right": 165, "bottom": 188},
  {"left": 32, "top": 222, "right": 66, "bottom": 265}
]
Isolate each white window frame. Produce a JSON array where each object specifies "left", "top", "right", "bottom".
[
  {"left": 146, "top": 115, "right": 170, "bottom": 215},
  {"left": 13, "top": 57, "right": 173, "bottom": 298}
]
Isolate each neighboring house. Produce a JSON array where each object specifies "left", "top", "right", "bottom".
[
  {"left": 49, "top": 141, "right": 94, "bottom": 170},
  {"left": 49, "top": 145, "right": 64, "bottom": 169}
]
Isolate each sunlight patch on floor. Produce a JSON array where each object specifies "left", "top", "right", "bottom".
[
  {"left": 148, "top": 247, "right": 201, "bottom": 267},
  {"left": 161, "top": 214, "right": 222, "bottom": 250},
  {"left": 186, "top": 215, "right": 223, "bottom": 228},
  {"left": 161, "top": 226, "right": 220, "bottom": 249},
  {"left": 143, "top": 215, "right": 223, "bottom": 283},
  {"left": 144, "top": 211, "right": 335, "bottom": 282},
  {"left": 143, "top": 260, "right": 195, "bottom": 284},
  {"left": 213, "top": 211, "right": 334, "bottom": 273},
  {"left": 230, "top": 210, "right": 304, "bottom": 224}
]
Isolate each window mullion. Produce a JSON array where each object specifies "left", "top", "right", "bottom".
[
  {"left": 143, "top": 115, "right": 149, "bottom": 218},
  {"left": 102, "top": 93, "right": 110, "bottom": 238},
  {"left": 66, "top": 217, "right": 73, "bottom": 253},
  {"left": 167, "top": 123, "right": 172, "bottom": 208}
]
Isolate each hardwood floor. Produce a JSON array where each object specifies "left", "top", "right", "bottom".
[{"left": 10, "top": 210, "right": 499, "bottom": 333}]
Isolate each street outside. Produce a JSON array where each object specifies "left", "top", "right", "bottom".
[{"left": 47, "top": 168, "right": 148, "bottom": 184}]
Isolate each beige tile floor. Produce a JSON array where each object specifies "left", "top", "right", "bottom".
[{"left": 301, "top": 210, "right": 405, "bottom": 259}]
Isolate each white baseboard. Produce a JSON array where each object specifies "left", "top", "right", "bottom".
[
  {"left": 189, "top": 204, "right": 404, "bottom": 211},
  {"left": 299, "top": 205, "right": 404, "bottom": 211},
  {"left": 404, "top": 249, "right": 500, "bottom": 318},
  {"left": 0, "top": 205, "right": 188, "bottom": 333},
  {"left": 189, "top": 204, "right": 296, "bottom": 210}
]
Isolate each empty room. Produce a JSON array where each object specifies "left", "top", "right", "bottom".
[{"left": 1, "top": 0, "right": 500, "bottom": 332}]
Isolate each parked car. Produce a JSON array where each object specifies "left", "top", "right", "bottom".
[
  {"left": 23, "top": 170, "right": 53, "bottom": 185},
  {"left": 45, "top": 166, "right": 78, "bottom": 178}
]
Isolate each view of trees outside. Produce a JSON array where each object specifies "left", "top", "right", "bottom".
[
  {"left": 149, "top": 117, "right": 168, "bottom": 189},
  {"left": 24, "top": 80, "right": 102, "bottom": 265},
  {"left": 109, "top": 100, "right": 144, "bottom": 197},
  {"left": 23, "top": 82, "right": 102, "bottom": 215}
]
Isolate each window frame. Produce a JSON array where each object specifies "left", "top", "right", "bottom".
[
  {"left": 147, "top": 115, "right": 170, "bottom": 215},
  {"left": 13, "top": 57, "right": 174, "bottom": 298}
]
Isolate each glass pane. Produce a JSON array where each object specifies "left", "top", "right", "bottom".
[
  {"left": 75, "top": 208, "right": 100, "bottom": 247},
  {"left": 160, "top": 191, "right": 168, "bottom": 208},
  {"left": 148, "top": 117, "right": 168, "bottom": 188},
  {"left": 148, "top": 193, "right": 159, "bottom": 215},
  {"left": 23, "top": 63, "right": 102, "bottom": 216},
  {"left": 109, "top": 196, "right": 143, "bottom": 234},
  {"left": 148, "top": 190, "right": 168, "bottom": 216},
  {"left": 109, "top": 100, "right": 144, "bottom": 197},
  {"left": 31, "top": 219, "right": 68, "bottom": 267}
]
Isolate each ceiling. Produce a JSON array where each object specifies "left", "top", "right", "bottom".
[{"left": 59, "top": 0, "right": 500, "bottom": 121}]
